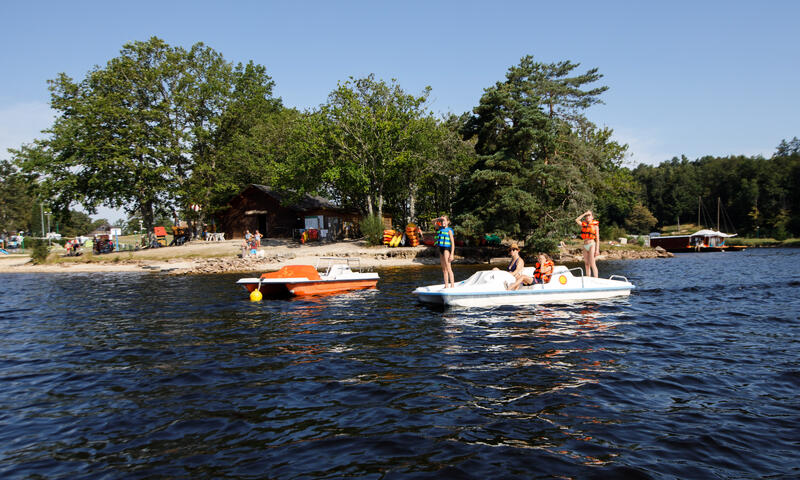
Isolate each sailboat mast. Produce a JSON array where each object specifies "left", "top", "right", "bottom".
[
  {"left": 717, "top": 197, "right": 720, "bottom": 231},
  {"left": 697, "top": 196, "right": 701, "bottom": 228}
]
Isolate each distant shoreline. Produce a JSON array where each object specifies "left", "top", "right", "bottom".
[{"left": 0, "top": 239, "right": 675, "bottom": 275}]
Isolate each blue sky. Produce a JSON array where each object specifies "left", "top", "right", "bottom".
[{"left": 1, "top": 1, "right": 798, "bottom": 222}]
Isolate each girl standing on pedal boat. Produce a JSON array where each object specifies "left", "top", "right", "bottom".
[
  {"left": 435, "top": 216, "right": 455, "bottom": 289},
  {"left": 576, "top": 210, "right": 600, "bottom": 278}
]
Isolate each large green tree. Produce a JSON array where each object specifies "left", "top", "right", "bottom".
[
  {"left": 224, "top": 93, "right": 475, "bottom": 227},
  {"left": 187, "top": 60, "right": 282, "bottom": 220},
  {"left": 216, "top": 107, "right": 319, "bottom": 206},
  {"left": 317, "top": 75, "right": 433, "bottom": 217},
  {"left": 454, "top": 55, "right": 626, "bottom": 250},
  {"left": 387, "top": 114, "right": 477, "bottom": 225},
  {"left": 14, "top": 37, "right": 278, "bottom": 231}
]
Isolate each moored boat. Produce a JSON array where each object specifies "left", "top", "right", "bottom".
[
  {"left": 413, "top": 266, "right": 634, "bottom": 308},
  {"left": 649, "top": 229, "right": 746, "bottom": 253},
  {"left": 237, "top": 257, "right": 379, "bottom": 297},
  {"left": 650, "top": 197, "right": 747, "bottom": 253}
]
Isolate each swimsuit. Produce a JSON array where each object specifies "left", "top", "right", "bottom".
[{"left": 508, "top": 258, "right": 518, "bottom": 272}]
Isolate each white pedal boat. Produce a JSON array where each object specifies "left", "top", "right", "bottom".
[{"left": 413, "top": 266, "right": 634, "bottom": 308}]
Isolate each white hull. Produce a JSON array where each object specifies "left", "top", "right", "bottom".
[
  {"left": 235, "top": 258, "right": 379, "bottom": 297},
  {"left": 414, "top": 266, "right": 634, "bottom": 308}
]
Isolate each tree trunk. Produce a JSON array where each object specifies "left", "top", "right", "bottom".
[
  {"left": 141, "top": 201, "right": 154, "bottom": 232},
  {"left": 408, "top": 186, "right": 416, "bottom": 222}
]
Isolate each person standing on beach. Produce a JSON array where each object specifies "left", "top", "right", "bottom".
[
  {"left": 576, "top": 210, "right": 599, "bottom": 277},
  {"left": 435, "top": 216, "right": 455, "bottom": 288}
]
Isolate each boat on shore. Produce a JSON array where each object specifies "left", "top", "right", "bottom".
[
  {"left": 236, "top": 257, "right": 379, "bottom": 297},
  {"left": 413, "top": 266, "right": 634, "bottom": 308}
]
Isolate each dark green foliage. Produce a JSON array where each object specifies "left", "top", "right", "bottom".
[
  {"left": 0, "top": 160, "right": 35, "bottom": 234},
  {"left": 316, "top": 75, "right": 434, "bottom": 218},
  {"left": 14, "top": 37, "right": 279, "bottom": 232},
  {"left": 603, "top": 224, "right": 627, "bottom": 243},
  {"left": 633, "top": 144, "right": 800, "bottom": 237},
  {"left": 624, "top": 203, "right": 658, "bottom": 234},
  {"left": 56, "top": 210, "right": 94, "bottom": 237},
  {"left": 227, "top": 77, "right": 476, "bottom": 226},
  {"left": 454, "top": 55, "right": 630, "bottom": 249},
  {"left": 28, "top": 238, "right": 50, "bottom": 264},
  {"left": 775, "top": 137, "right": 800, "bottom": 157},
  {"left": 524, "top": 233, "right": 559, "bottom": 255},
  {"left": 359, "top": 214, "right": 385, "bottom": 246}
]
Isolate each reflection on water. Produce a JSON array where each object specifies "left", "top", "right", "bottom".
[
  {"left": 436, "top": 303, "right": 626, "bottom": 467},
  {"left": 1, "top": 249, "right": 799, "bottom": 478}
]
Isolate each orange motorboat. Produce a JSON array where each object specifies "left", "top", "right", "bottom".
[{"left": 236, "top": 258, "right": 379, "bottom": 297}]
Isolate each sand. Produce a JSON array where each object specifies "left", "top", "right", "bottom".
[
  {"left": 0, "top": 238, "right": 671, "bottom": 275},
  {"left": 0, "top": 239, "right": 443, "bottom": 274}
]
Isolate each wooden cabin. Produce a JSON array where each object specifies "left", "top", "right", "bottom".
[{"left": 216, "top": 184, "right": 390, "bottom": 240}]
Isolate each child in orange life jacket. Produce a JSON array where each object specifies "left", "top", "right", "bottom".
[
  {"left": 533, "top": 253, "right": 554, "bottom": 284},
  {"left": 576, "top": 210, "right": 599, "bottom": 278}
]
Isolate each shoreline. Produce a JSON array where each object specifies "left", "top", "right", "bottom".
[{"left": 0, "top": 239, "right": 673, "bottom": 275}]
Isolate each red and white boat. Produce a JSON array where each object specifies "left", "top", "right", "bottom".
[{"left": 236, "top": 257, "right": 379, "bottom": 297}]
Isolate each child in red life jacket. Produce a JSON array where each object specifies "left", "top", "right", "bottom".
[{"left": 533, "top": 253, "right": 554, "bottom": 284}]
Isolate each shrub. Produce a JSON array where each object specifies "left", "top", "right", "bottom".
[
  {"left": 524, "top": 233, "right": 559, "bottom": 255},
  {"left": 360, "top": 214, "right": 385, "bottom": 246},
  {"left": 28, "top": 239, "right": 51, "bottom": 264},
  {"left": 601, "top": 224, "right": 627, "bottom": 242}
]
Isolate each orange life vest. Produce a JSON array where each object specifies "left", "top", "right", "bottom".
[
  {"left": 580, "top": 220, "right": 599, "bottom": 241},
  {"left": 534, "top": 260, "right": 554, "bottom": 283}
]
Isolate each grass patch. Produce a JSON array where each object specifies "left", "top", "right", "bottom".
[
  {"left": 728, "top": 237, "right": 800, "bottom": 247},
  {"left": 660, "top": 223, "right": 700, "bottom": 235}
]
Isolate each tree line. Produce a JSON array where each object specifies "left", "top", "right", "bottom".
[
  {"left": 633, "top": 139, "right": 800, "bottom": 239},
  {"left": 2, "top": 37, "right": 798, "bottom": 248}
]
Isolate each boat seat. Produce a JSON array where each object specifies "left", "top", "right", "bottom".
[{"left": 327, "top": 265, "right": 351, "bottom": 277}]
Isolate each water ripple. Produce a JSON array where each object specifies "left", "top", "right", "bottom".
[{"left": 1, "top": 249, "right": 799, "bottom": 478}]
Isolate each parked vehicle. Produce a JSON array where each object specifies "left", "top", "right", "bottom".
[{"left": 6, "top": 235, "right": 24, "bottom": 250}]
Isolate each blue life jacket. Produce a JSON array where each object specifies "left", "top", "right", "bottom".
[{"left": 435, "top": 227, "right": 453, "bottom": 248}]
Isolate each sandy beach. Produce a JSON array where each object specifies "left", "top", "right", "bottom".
[
  {"left": 0, "top": 238, "right": 672, "bottom": 274},
  {"left": 0, "top": 239, "right": 440, "bottom": 274}
]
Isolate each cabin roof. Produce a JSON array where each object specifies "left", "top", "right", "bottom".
[{"left": 250, "top": 184, "right": 342, "bottom": 212}]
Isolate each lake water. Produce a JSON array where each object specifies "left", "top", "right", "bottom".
[{"left": 1, "top": 248, "right": 798, "bottom": 479}]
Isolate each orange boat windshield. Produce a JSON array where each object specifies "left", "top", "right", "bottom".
[{"left": 260, "top": 265, "right": 321, "bottom": 281}]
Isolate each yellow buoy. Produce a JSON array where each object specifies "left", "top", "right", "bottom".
[{"left": 249, "top": 288, "right": 263, "bottom": 301}]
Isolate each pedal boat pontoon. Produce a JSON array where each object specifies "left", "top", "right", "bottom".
[
  {"left": 237, "top": 257, "right": 379, "bottom": 297},
  {"left": 413, "top": 266, "right": 634, "bottom": 308}
]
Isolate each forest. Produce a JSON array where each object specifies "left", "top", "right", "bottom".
[{"left": 2, "top": 37, "right": 799, "bottom": 249}]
